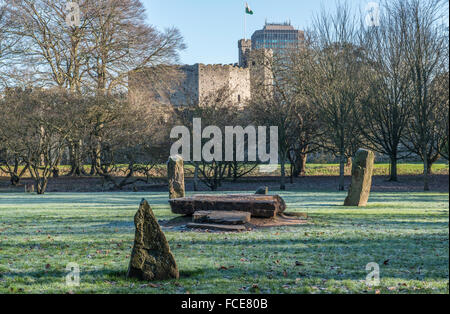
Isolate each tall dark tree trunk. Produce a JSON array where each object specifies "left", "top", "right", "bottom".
[
  {"left": 290, "top": 159, "right": 294, "bottom": 184},
  {"left": 389, "top": 155, "right": 398, "bottom": 182},
  {"left": 280, "top": 152, "right": 286, "bottom": 190},
  {"left": 233, "top": 161, "right": 238, "bottom": 182},
  {"left": 36, "top": 178, "right": 48, "bottom": 195},
  {"left": 339, "top": 154, "right": 346, "bottom": 191},
  {"left": 10, "top": 174, "right": 20, "bottom": 186},
  {"left": 423, "top": 145, "right": 430, "bottom": 191},
  {"left": 90, "top": 141, "right": 102, "bottom": 175},
  {"left": 426, "top": 158, "right": 434, "bottom": 175},
  {"left": 11, "top": 159, "right": 22, "bottom": 186},
  {"left": 67, "top": 140, "right": 84, "bottom": 176},
  {"left": 292, "top": 153, "right": 308, "bottom": 177},
  {"left": 346, "top": 156, "right": 352, "bottom": 169},
  {"left": 193, "top": 163, "right": 199, "bottom": 191}
]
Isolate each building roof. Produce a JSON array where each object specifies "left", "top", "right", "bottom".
[{"left": 263, "top": 22, "right": 296, "bottom": 31}]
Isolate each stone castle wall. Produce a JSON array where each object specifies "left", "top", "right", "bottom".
[
  {"left": 198, "top": 64, "right": 250, "bottom": 106},
  {"left": 129, "top": 39, "right": 273, "bottom": 108}
]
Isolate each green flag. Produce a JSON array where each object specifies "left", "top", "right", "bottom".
[{"left": 245, "top": 3, "right": 254, "bottom": 15}]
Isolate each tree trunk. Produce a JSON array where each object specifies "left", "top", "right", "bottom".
[
  {"left": 10, "top": 159, "right": 21, "bottom": 186},
  {"left": 10, "top": 174, "right": 20, "bottom": 186},
  {"left": 426, "top": 159, "right": 433, "bottom": 175},
  {"left": 52, "top": 167, "right": 60, "bottom": 178},
  {"left": 298, "top": 153, "right": 307, "bottom": 177},
  {"left": 36, "top": 178, "right": 48, "bottom": 195},
  {"left": 280, "top": 153, "right": 286, "bottom": 190},
  {"left": 233, "top": 161, "right": 238, "bottom": 182},
  {"left": 339, "top": 154, "right": 346, "bottom": 191},
  {"left": 91, "top": 142, "right": 102, "bottom": 175},
  {"left": 389, "top": 155, "right": 398, "bottom": 182},
  {"left": 423, "top": 145, "right": 430, "bottom": 191},
  {"left": 292, "top": 153, "right": 308, "bottom": 178},
  {"left": 346, "top": 157, "right": 352, "bottom": 169},
  {"left": 290, "top": 160, "right": 294, "bottom": 184},
  {"left": 194, "top": 163, "right": 199, "bottom": 191},
  {"left": 68, "top": 140, "right": 84, "bottom": 176}
]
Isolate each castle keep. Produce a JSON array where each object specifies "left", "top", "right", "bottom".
[{"left": 130, "top": 23, "right": 302, "bottom": 107}]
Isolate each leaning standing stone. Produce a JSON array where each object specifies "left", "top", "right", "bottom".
[
  {"left": 344, "top": 149, "right": 375, "bottom": 207},
  {"left": 127, "top": 199, "right": 179, "bottom": 281},
  {"left": 167, "top": 155, "right": 185, "bottom": 199}
]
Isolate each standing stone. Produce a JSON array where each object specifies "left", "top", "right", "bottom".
[
  {"left": 167, "top": 155, "right": 185, "bottom": 199},
  {"left": 255, "top": 186, "right": 269, "bottom": 195},
  {"left": 344, "top": 149, "right": 375, "bottom": 207},
  {"left": 127, "top": 199, "right": 179, "bottom": 281}
]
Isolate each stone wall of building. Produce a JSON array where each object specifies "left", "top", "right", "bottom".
[
  {"left": 170, "top": 65, "right": 199, "bottom": 107},
  {"left": 169, "top": 63, "right": 252, "bottom": 107},
  {"left": 198, "top": 64, "right": 234, "bottom": 103},
  {"left": 129, "top": 38, "right": 273, "bottom": 108},
  {"left": 229, "top": 65, "right": 251, "bottom": 106},
  {"left": 248, "top": 49, "right": 274, "bottom": 96}
]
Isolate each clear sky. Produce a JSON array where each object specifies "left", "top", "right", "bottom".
[{"left": 142, "top": 0, "right": 372, "bottom": 65}]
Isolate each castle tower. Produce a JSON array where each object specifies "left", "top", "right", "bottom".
[
  {"left": 238, "top": 39, "right": 252, "bottom": 68},
  {"left": 249, "top": 48, "right": 274, "bottom": 97}
]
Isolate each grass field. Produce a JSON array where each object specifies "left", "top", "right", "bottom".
[{"left": 0, "top": 191, "right": 448, "bottom": 294}]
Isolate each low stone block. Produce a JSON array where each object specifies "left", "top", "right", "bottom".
[
  {"left": 193, "top": 211, "right": 251, "bottom": 225},
  {"left": 169, "top": 194, "right": 287, "bottom": 218},
  {"left": 186, "top": 223, "right": 247, "bottom": 232}
]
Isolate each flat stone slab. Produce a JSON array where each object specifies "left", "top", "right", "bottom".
[
  {"left": 186, "top": 223, "right": 248, "bottom": 232},
  {"left": 193, "top": 211, "right": 251, "bottom": 225},
  {"left": 169, "top": 194, "right": 287, "bottom": 218}
]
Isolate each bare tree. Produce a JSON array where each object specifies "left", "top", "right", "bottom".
[
  {"left": 0, "top": 144, "right": 29, "bottom": 186},
  {"left": 249, "top": 52, "right": 306, "bottom": 190},
  {"left": 432, "top": 72, "right": 449, "bottom": 160},
  {"left": 400, "top": 0, "right": 448, "bottom": 190},
  {"left": 83, "top": 0, "right": 185, "bottom": 174},
  {"left": 4, "top": 0, "right": 185, "bottom": 176},
  {"left": 5, "top": 0, "right": 93, "bottom": 89},
  {"left": 286, "top": 43, "right": 324, "bottom": 178},
  {"left": 0, "top": 2, "right": 22, "bottom": 87},
  {"left": 0, "top": 88, "right": 85, "bottom": 194},
  {"left": 359, "top": 1, "right": 413, "bottom": 181},
  {"left": 84, "top": 0, "right": 186, "bottom": 94},
  {"left": 86, "top": 92, "right": 174, "bottom": 190},
  {"left": 308, "top": 3, "right": 368, "bottom": 191}
]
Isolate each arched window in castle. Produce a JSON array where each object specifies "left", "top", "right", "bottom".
[{"left": 238, "top": 95, "right": 241, "bottom": 103}]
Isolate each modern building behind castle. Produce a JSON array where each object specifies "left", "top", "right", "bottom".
[
  {"left": 130, "top": 23, "right": 304, "bottom": 107},
  {"left": 252, "top": 22, "right": 305, "bottom": 51}
]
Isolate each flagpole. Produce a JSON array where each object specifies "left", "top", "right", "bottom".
[{"left": 244, "top": 2, "right": 246, "bottom": 40}]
